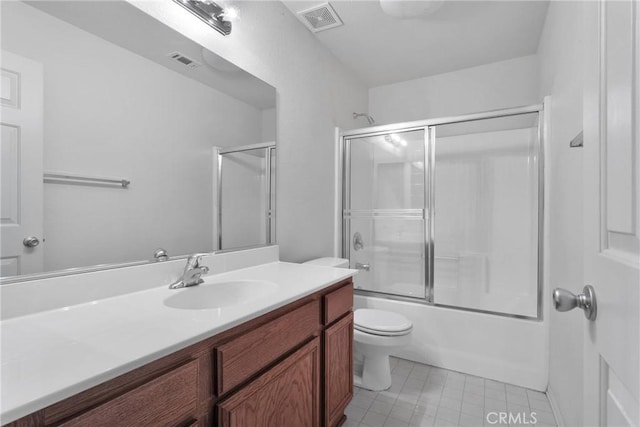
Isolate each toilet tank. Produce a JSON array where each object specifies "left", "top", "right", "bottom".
[{"left": 303, "top": 257, "right": 349, "bottom": 268}]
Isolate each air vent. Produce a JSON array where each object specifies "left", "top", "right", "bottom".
[
  {"left": 166, "top": 52, "right": 201, "bottom": 69},
  {"left": 297, "top": 2, "right": 343, "bottom": 33}
]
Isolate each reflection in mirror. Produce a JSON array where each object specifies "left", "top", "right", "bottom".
[
  {"left": 217, "top": 144, "right": 276, "bottom": 251},
  {"left": 0, "top": 1, "right": 276, "bottom": 282}
]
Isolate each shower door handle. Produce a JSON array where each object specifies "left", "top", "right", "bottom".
[{"left": 355, "top": 262, "right": 370, "bottom": 271}]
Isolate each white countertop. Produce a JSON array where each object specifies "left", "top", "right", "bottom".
[{"left": 0, "top": 261, "right": 355, "bottom": 424}]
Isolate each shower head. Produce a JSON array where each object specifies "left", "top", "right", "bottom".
[{"left": 353, "top": 112, "right": 375, "bottom": 125}]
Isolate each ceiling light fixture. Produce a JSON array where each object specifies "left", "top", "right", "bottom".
[
  {"left": 173, "top": 0, "right": 233, "bottom": 36},
  {"left": 379, "top": 0, "right": 444, "bottom": 19},
  {"left": 384, "top": 134, "right": 408, "bottom": 148}
]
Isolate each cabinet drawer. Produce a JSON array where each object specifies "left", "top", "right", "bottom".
[
  {"left": 216, "top": 300, "right": 320, "bottom": 395},
  {"left": 323, "top": 282, "right": 353, "bottom": 325},
  {"left": 60, "top": 360, "right": 198, "bottom": 427}
]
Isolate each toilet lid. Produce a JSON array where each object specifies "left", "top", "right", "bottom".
[{"left": 354, "top": 309, "right": 413, "bottom": 336}]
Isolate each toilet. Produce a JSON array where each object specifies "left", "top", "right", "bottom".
[
  {"left": 353, "top": 308, "right": 412, "bottom": 391},
  {"left": 303, "top": 257, "right": 413, "bottom": 391}
]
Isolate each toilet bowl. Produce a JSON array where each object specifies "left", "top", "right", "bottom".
[
  {"left": 303, "top": 257, "right": 414, "bottom": 391},
  {"left": 353, "top": 308, "right": 412, "bottom": 391}
]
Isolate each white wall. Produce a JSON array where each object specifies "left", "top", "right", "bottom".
[
  {"left": 2, "top": 2, "right": 265, "bottom": 271},
  {"left": 369, "top": 55, "right": 539, "bottom": 125},
  {"left": 130, "top": 1, "right": 369, "bottom": 263},
  {"left": 537, "top": 2, "right": 585, "bottom": 426},
  {"left": 261, "top": 108, "right": 276, "bottom": 143}
]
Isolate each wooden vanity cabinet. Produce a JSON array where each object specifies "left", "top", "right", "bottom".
[{"left": 6, "top": 278, "right": 353, "bottom": 427}]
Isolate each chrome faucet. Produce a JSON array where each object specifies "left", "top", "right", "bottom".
[{"left": 169, "top": 253, "right": 210, "bottom": 289}]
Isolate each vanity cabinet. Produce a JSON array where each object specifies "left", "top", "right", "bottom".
[{"left": 6, "top": 278, "right": 353, "bottom": 427}]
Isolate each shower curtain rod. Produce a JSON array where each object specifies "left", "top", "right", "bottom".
[{"left": 342, "top": 103, "right": 543, "bottom": 138}]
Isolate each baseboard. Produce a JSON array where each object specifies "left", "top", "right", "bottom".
[{"left": 546, "top": 385, "right": 565, "bottom": 427}]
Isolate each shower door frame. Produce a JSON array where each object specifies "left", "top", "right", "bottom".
[
  {"left": 217, "top": 142, "right": 276, "bottom": 251},
  {"left": 341, "top": 103, "right": 545, "bottom": 320}
]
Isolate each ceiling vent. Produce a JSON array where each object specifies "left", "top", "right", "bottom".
[
  {"left": 297, "top": 2, "right": 343, "bottom": 33},
  {"left": 166, "top": 52, "right": 201, "bottom": 69}
]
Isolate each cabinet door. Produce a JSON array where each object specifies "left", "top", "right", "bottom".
[
  {"left": 218, "top": 338, "right": 320, "bottom": 427},
  {"left": 324, "top": 312, "right": 353, "bottom": 427}
]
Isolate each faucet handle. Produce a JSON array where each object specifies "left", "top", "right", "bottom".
[
  {"left": 153, "top": 248, "right": 169, "bottom": 262},
  {"left": 186, "top": 253, "right": 210, "bottom": 267}
]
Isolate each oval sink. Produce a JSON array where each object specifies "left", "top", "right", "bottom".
[{"left": 164, "top": 280, "right": 279, "bottom": 310}]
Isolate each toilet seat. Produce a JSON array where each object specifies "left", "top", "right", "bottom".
[{"left": 354, "top": 309, "right": 412, "bottom": 337}]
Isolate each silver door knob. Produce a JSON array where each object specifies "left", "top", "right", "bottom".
[
  {"left": 552, "top": 285, "right": 597, "bottom": 321},
  {"left": 23, "top": 236, "right": 40, "bottom": 248}
]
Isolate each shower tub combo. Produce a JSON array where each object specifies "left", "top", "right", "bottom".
[{"left": 340, "top": 104, "right": 547, "bottom": 390}]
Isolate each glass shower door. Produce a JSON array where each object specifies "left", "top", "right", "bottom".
[
  {"left": 344, "top": 129, "right": 428, "bottom": 300},
  {"left": 431, "top": 114, "right": 540, "bottom": 317}
]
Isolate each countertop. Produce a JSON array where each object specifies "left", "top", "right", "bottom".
[{"left": 0, "top": 261, "right": 355, "bottom": 424}]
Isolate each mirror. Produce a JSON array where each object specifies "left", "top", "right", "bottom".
[{"left": 0, "top": 1, "right": 276, "bottom": 282}]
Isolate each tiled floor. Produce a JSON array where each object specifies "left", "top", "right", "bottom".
[{"left": 345, "top": 357, "right": 557, "bottom": 427}]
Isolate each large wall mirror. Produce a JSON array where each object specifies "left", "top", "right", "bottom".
[{"left": 0, "top": 1, "right": 277, "bottom": 282}]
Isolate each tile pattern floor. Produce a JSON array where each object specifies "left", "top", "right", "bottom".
[{"left": 345, "top": 358, "right": 557, "bottom": 427}]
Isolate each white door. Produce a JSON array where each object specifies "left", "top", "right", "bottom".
[
  {"left": 0, "top": 50, "right": 44, "bottom": 278},
  {"left": 583, "top": 1, "right": 639, "bottom": 426}
]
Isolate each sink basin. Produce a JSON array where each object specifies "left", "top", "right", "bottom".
[{"left": 164, "top": 280, "right": 279, "bottom": 310}]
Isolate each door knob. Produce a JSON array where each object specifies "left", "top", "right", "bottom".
[
  {"left": 23, "top": 236, "right": 40, "bottom": 248},
  {"left": 552, "top": 285, "right": 597, "bottom": 321}
]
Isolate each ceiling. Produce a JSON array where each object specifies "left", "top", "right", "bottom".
[{"left": 282, "top": 1, "right": 549, "bottom": 87}]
